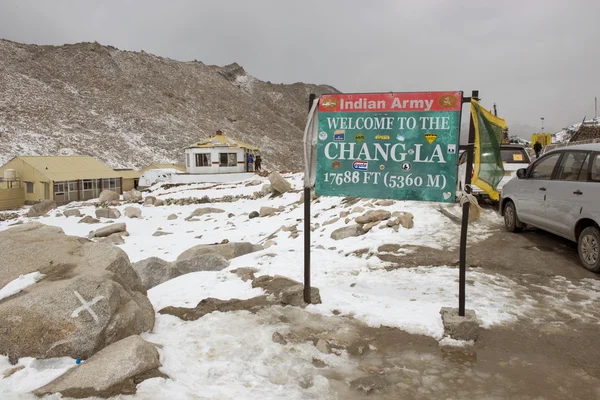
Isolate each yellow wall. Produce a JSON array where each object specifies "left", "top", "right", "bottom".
[
  {"left": 122, "top": 178, "right": 135, "bottom": 192},
  {"left": 0, "top": 185, "right": 25, "bottom": 211},
  {"left": 0, "top": 158, "right": 52, "bottom": 203}
]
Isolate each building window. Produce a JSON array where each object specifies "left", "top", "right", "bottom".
[
  {"left": 83, "top": 180, "right": 93, "bottom": 190},
  {"left": 25, "top": 181, "right": 34, "bottom": 194},
  {"left": 68, "top": 181, "right": 78, "bottom": 192},
  {"left": 54, "top": 181, "right": 66, "bottom": 195},
  {"left": 220, "top": 153, "right": 237, "bottom": 167},
  {"left": 195, "top": 153, "right": 210, "bottom": 167}
]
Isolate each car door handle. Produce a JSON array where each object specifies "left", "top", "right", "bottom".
[
  {"left": 539, "top": 187, "right": 546, "bottom": 191},
  {"left": 574, "top": 190, "right": 583, "bottom": 195}
]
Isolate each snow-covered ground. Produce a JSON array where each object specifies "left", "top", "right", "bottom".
[{"left": 0, "top": 173, "right": 551, "bottom": 399}]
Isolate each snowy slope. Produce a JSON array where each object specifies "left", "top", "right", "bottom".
[
  {"left": 552, "top": 117, "right": 600, "bottom": 144},
  {"left": 1, "top": 173, "right": 583, "bottom": 399}
]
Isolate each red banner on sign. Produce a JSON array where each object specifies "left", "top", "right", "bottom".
[{"left": 319, "top": 91, "right": 463, "bottom": 113}]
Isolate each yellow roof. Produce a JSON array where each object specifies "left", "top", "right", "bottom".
[
  {"left": 114, "top": 169, "right": 142, "bottom": 179},
  {"left": 16, "top": 156, "right": 122, "bottom": 181},
  {"left": 186, "top": 133, "right": 260, "bottom": 151},
  {"left": 140, "top": 163, "right": 187, "bottom": 173}
]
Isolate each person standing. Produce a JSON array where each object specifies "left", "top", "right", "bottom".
[
  {"left": 255, "top": 155, "right": 262, "bottom": 171},
  {"left": 247, "top": 153, "right": 254, "bottom": 172},
  {"left": 533, "top": 141, "right": 542, "bottom": 158}
]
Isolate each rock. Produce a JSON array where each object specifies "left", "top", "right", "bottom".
[
  {"left": 79, "top": 215, "right": 101, "bottom": 224},
  {"left": 143, "top": 196, "right": 156, "bottom": 206},
  {"left": 378, "top": 244, "right": 402, "bottom": 253},
  {"left": 323, "top": 217, "right": 340, "bottom": 226},
  {"left": 252, "top": 275, "right": 321, "bottom": 307},
  {"left": 227, "top": 213, "right": 235, "bottom": 218},
  {"left": 264, "top": 240, "right": 277, "bottom": 249},
  {"left": 124, "top": 207, "right": 142, "bottom": 219},
  {"left": 397, "top": 212, "right": 414, "bottom": 229},
  {"left": 167, "top": 214, "right": 178, "bottom": 220},
  {"left": 93, "top": 223, "right": 127, "bottom": 238},
  {"left": 260, "top": 184, "right": 272, "bottom": 196},
  {"left": 27, "top": 200, "right": 57, "bottom": 217},
  {"left": 249, "top": 211, "right": 259, "bottom": 219},
  {"left": 331, "top": 225, "right": 366, "bottom": 240},
  {"left": 172, "top": 253, "right": 230, "bottom": 275},
  {"left": 362, "top": 221, "right": 380, "bottom": 232},
  {"left": 95, "top": 208, "right": 121, "bottom": 219},
  {"left": 440, "top": 307, "right": 482, "bottom": 341},
  {"left": 33, "top": 335, "right": 165, "bottom": 398},
  {"left": 185, "top": 207, "right": 225, "bottom": 220},
  {"left": 272, "top": 332, "right": 287, "bottom": 345},
  {"left": 99, "top": 190, "right": 120, "bottom": 204},
  {"left": 391, "top": 211, "right": 403, "bottom": 218},
  {"left": 230, "top": 267, "right": 259, "bottom": 282},
  {"left": 154, "top": 199, "right": 165, "bottom": 207},
  {"left": 96, "top": 232, "right": 126, "bottom": 245},
  {"left": 152, "top": 231, "right": 172, "bottom": 237},
  {"left": 345, "top": 218, "right": 351, "bottom": 224},
  {"left": 299, "top": 189, "right": 317, "bottom": 204},
  {"left": 355, "top": 210, "right": 391, "bottom": 225},
  {"left": 339, "top": 211, "right": 349, "bottom": 218},
  {"left": 350, "top": 206, "right": 365, "bottom": 214},
  {"left": 3, "top": 365, "right": 25, "bottom": 378},
  {"left": 0, "top": 223, "right": 154, "bottom": 361},
  {"left": 122, "top": 189, "right": 143, "bottom": 203},
  {"left": 386, "top": 218, "right": 399, "bottom": 227},
  {"left": 131, "top": 257, "right": 172, "bottom": 290},
  {"left": 245, "top": 179, "right": 262, "bottom": 187},
  {"left": 108, "top": 200, "right": 121, "bottom": 207},
  {"left": 375, "top": 200, "right": 394, "bottom": 206},
  {"left": 268, "top": 172, "right": 292, "bottom": 194},
  {"left": 260, "top": 207, "right": 278, "bottom": 217},
  {"left": 316, "top": 339, "right": 332, "bottom": 354},
  {"left": 282, "top": 225, "right": 297, "bottom": 232},
  {"left": 350, "top": 376, "right": 389, "bottom": 394},
  {"left": 176, "top": 242, "right": 263, "bottom": 261},
  {"left": 63, "top": 209, "right": 82, "bottom": 218}
]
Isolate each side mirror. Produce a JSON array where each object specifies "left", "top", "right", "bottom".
[{"left": 516, "top": 169, "right": 527, "bottom": 179}]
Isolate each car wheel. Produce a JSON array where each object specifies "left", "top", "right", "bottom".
[
  {"left": 578, "top": 226, "right": 600, "bottom": 272},
  {"left": 503, "top": 201, "right": 523, "bottom": 233}
]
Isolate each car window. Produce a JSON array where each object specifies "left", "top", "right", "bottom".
[
  {"left": 578, "top": 155, "right": 590, "bottom": 181},
  {"left": 530, "top": 153, "right": 561, "bottom": 180},
  {"left": 501, "top": 148, "right": 530, "bottom": 163},
  {"left": 555, "top": 151, "right": 588, "bottom": 181},
  {"left": 592, "top": 154, "right": 600, "bottom": 182}
]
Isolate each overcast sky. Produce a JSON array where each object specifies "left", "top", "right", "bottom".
[{"left": 1, "top": 0, "right": 598, "bottom": 136}]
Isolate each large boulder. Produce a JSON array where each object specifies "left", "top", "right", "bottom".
[
  {"left": 185, "top": 207, "right": 225, "bottom": 220},
  {"left": 268, "top": 172, "right": 292, "bottom": 194},
  {"left": 172, "top": 253, "right": 230, "bottom": 275},
  {"left": 33, "top": 335, "right": 165, "bottom": 398},
  {"left": 98, "top": 190, "right": 120, "bottom": 204},
  {"left": 78, "top": 215, "right": 100, "bottom": 224},
  {"left": 143, "top": 196, "right": 156, "bottom": 206},
  {"left": 63, "top": 209, "right": 82, "bottom": 218},
  {"left": 124, "top": 207, "right": 142, "bottom": 219},
  {"left": 93, "top": 223, "right": 127, "bottom": 238},
  {"left": 27, "top": 200, "right": 57, "bottom": 217},
  {"left": 122, "top": 189, "right": 143, "bottom": 203},
  {"left": 0, "top": 223, "right": 155, "bottom": 361},
  {"left": 95, "top": 208, "right": 121, "bottom": 219},
  {"left": 260, "top": 184, "right": 272, "bottom": 196},
  {"left": 131, "top": 257, "right": 172, "bottom": 290},
  {"left": 176, "top": 242, "right": 263, "bottom": 261},
  {"left": 331, "top": 224, "right": 366, "bottom": 240},
  {"left": 355, "top": 210, "right": 391, "bottom": 225}
]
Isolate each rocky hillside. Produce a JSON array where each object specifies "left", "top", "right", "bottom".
[{"left": 0, "top": 39, "right": 338, "bottom": 171}]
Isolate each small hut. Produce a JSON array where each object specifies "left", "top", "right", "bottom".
[{"left": 184, "top": 130, "right": 259, "bottom": 174}]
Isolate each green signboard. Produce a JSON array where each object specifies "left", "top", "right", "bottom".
[{"left": 315, "top": 91, "right": 463, "bottom": 202}]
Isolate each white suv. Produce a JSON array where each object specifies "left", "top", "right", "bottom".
[{"left": 500, "top": 143, "right": 600, "bottom": 271}]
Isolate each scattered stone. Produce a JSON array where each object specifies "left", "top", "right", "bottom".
[
  {"left": 33, "top": 335, "right": 165, "bottom": 398},
  {"left": 339, "top": 211, "right": 349, "bottom": 218},
  {"left": 355, "top": 210, "right": 391, "bottom": 225},
  {"left": 315, "top": 245, "right": 325, "bottom": 250},
  {"left": 259, "top": 206, "right": 278, "bottom": 217},
  {"left": 167, "top": 214, "right": 178, "bottom": 220},
  {"left": 185, "top": 207, "right": 225, "bottom": 220},
  {"left": 264, "top": 240, "right": 277, "bottom": 249},
  {"left": 272, "top": 332, "right": 287, "bottom": 345},
  {"left": 55, "top": 212, "right": 64, "bottom": 217},
  {"left": 260, "top": 184, "right": 272, "bottom": 196},
  {"left": 397, "top": 212, "right": 414, "bottom": 229},
  {"left": 154, "top": 199, "right": 165, "bottom": 207},
  {"left": 312, "top": 358, "right": 327, "bottom": 368},
  {"left": 350, "top": 206, "right": 365, "bottom": 214},
  {"left": 245, "top": 179, "right": 262, "bottom": 187},
  {"left": 316, "top": 339, "right": 332, "bottom": 354},
  {"left": 345, "top": 218, "right": 351, "bottom": 224},
  {"left": 108, "top": 200, "right": 121, "bottom": 207},
  {"left": 79, "top": 215, "right": 100, "bottom": 224},
  {"left": 231, "top": 267, "right": 259, "bottom": 282},
  {"left": 96, "top": 232, "right": 126, "bottom": 245},
  {"left": 99, "top": 190, "right": 120, "bottom": 204},
  {"left": 391, "top": 211, "right": 403, "bottom": 218},
  {"left": 249, "top": 211, "right": 259, "bottom": 219},
  {"left": 440, "top": 307, "right": 482, "bottom": 341},
  {"left": 123, "top": 189, "right": 143, "bottom": 202},
  {"left": 227, "top": 213, "right": 235, "bottom": 218},
  {"left": 95, "top": 208, "right": 121, "bottom": 219},
  {"left": 299, "top": 189, "right": 317, "bottom": 204},
  {"left": 176, "top": 242, "right": 263, "bottom": 261},
  {"left": 282, "top": 224, "right": 298, "bottom": 232},
  {"left": 362, "top": 221, "right": 380, "bottom": 232},
  {"left": 131, "top": 257, "right": 172, "bottom": 290},
  {"left": 152, "top": 230, "right": 172, "bottom": 237},
  {"left": 378, "top": 244, "right": 402, "bottom": 253},
  {"left": 331, "top": 225, "right": 366, "bottom": 240},
  {"left": 63, "top": 209, "right": 82, "bottom": 218},
  {"left": 375, "top": 200, "right": 394, "bottom": 206},
  {"left": 323, "top": 217, "right": 340, "bottom": 226},
  {"left": 124, "top": 206, "right": 142, "bottom": 219},
  {"left": 3, "top": 365, "right": 24, "bottom": 378},
  {"left": 143, "top": 196, "right": 156, "bottom": 206},
  {"left": 27, "top": 200, "right": 57, "bottom": 217},
  {"left": 93, "top": 223, "right": 127, "bottom": 238},
  {"left": 187, "top": 218, "right": 201, "bottom": 222},
  {"left": 0, "top": 223, "right": 154, "bottom": 361},
  {"left": 268, "top": 172, "right": 292, "bottom": 194},
  {"left": 172, "top": 253, "right": 230, "bottom": 275}
]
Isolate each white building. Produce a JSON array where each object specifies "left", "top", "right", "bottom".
[{"left": 184, "top": 130, "right": 260, "bottom": 174}]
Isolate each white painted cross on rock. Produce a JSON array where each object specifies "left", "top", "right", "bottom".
[{"left": 71, "top": 291, "right": 105, "bottom": 323}]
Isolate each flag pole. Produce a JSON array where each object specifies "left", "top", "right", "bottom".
[
  {"left": 304, "top": 93, "right": 317, "bottom": 303},
  {"left": 459, "top": 90, "right": 479, "bottom": 317}
]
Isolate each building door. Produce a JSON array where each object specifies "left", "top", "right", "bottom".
[{"left": 43, "top": 182, "right": 50, "bottom": 200}]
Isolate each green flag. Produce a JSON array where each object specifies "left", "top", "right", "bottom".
[{"left": 470, "top": 100, "right": 505, "bottom": 200}]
